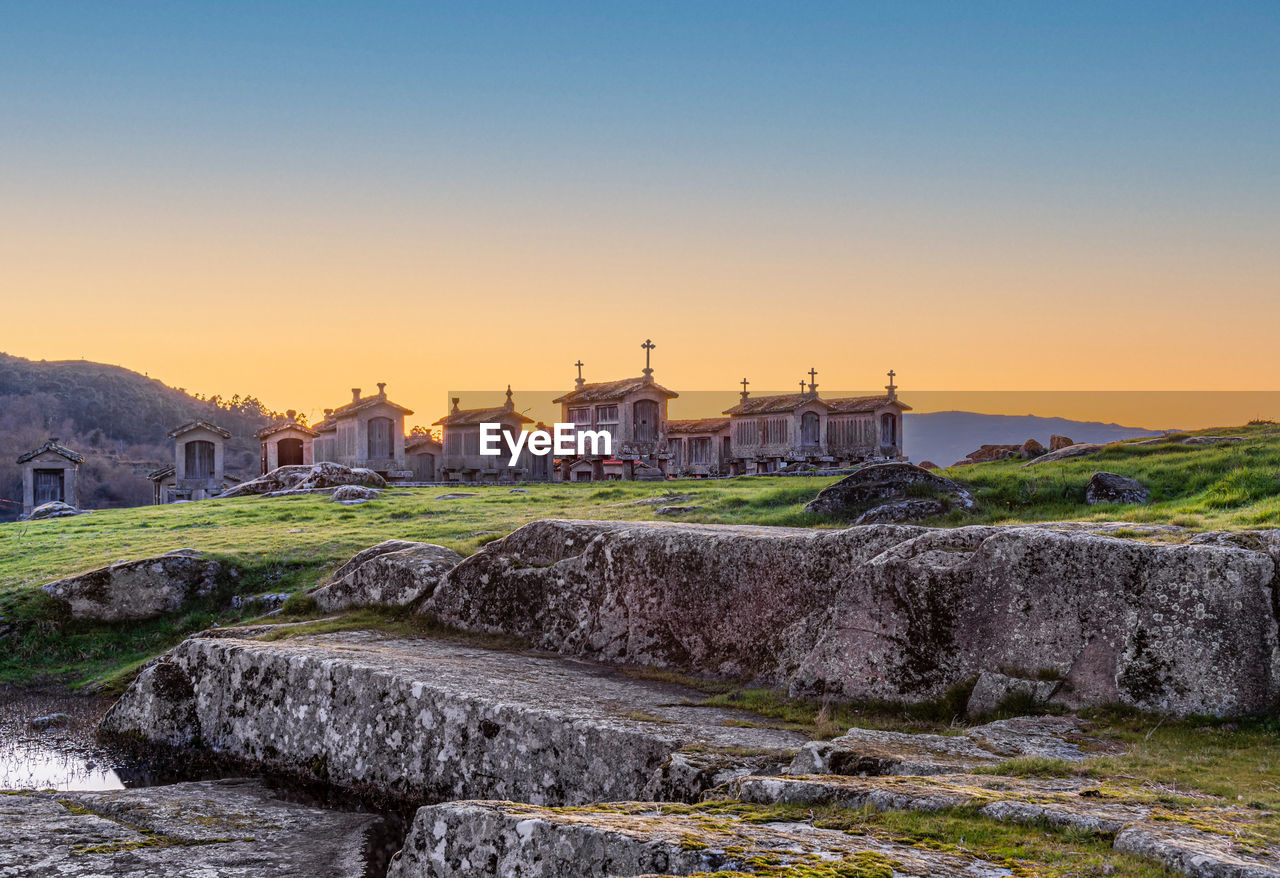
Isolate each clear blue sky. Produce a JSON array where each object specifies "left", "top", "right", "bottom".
[{"left": 1, "top": 2, "right": 1277, "bottom": 414}]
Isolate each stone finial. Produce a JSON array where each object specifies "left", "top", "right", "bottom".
[
  {"left": 807, "top": 368, "right": 818, "bottom": 396},
  {"left": 574, "top": 360, "right": 585, "bottom": 389},
  {"left": 641, "top": 339, "right": 655, "bottom": 379},
  {"left": 286, "top": 409, "right": 297, "bottom": 422},
  {"left": 351, "top": 388, "right": 361, "bottom": 403},
  {"left": 324, "top": 408, "right": 333, "bottom": 418},
  {"left": 740, "top": 378, "right": 750, "bottom": 401},
  {"left": 451, "top": 397, "right": 461, "bottom": 413},
  {"left": 886, "top": 369, "right": 897, "bottom": 400},
  {"left": 377, "top": 382, "right": 387, "bottom": 396},
  {"left": 505, "top": 385, "right": 514, "bottom": 409}
]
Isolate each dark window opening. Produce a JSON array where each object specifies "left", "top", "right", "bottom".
[
  {"left": 278, "top": 437, "right": 305, "bottom": 467},
  {"left": 185, "top": 440, "right": 215, "bottom": 480},
  {"left": 34, "top": 469, "right": 64, "bottom": 505},
  {"left": 368, "top": 417, "right": 393, "bottom": 460}
]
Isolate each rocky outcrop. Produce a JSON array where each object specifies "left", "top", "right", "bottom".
[
  {"left": 427, "top": 519, "right": 1280, "bottom": 715},
  {"left": 727, "top": 771, "right": 1280, "bottom": 877},
  {"left": 787, "top": 716, "right": 1093, "bottom": 777},
  {"left": 27, "top": 501, "right": 86, "bottom": 520},
  {"left": 220, "top": 462, "right": 387, "bottom": 498},
  {"left": 100, "top": 630, "right": 806, "bottom": 805},
  {"left": 1022, "top": 442, "right": 1106, "bottom": 466},
  {"left": 330, "top": 484, "right": 381, "bottom": 504},
  {"left": 0, "top": 778, "right": 381, "bottom": 877},
  {"left": 1049, "top": 434, "right": 1075, "bottom": 451},
  {"left": 965, "top": 669, "right": 1061, "bottom": 716},
  {"left": 42, "top": 549, "right": 226, "bottom": 622},
  {"left": 1019, "top": 438, "right": 1047, "bottom": 459},
  {"left": 803, "top": 463, "right": 974, "bottom": 518},
  {"left": 310, "top": 540, "right": 463, "bottom": 611},
  {"left": 1086, "top": 471, "right": 1150, "bottom": 505},
  {"left": 964, "top": 444, "right": 1022, "bottom": 462},
  {"left": 854, "top": 497, "right": 948, "bottom": 524},
  {"left": 387, "top": 799, "right": 1010, "bottom": 878}
]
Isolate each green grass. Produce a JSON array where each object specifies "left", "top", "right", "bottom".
[
  {"left": 938, "top": 421, "right": 1280, "bottom": 530},
  {"left": 1, "top": 422, "right": 1278, "bottom": 686}
]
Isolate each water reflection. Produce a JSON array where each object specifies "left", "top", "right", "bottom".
[{"left": 0, "top": 691, "right": 127, "bottom": 791}]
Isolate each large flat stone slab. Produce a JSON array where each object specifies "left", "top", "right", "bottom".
[
  {"left": 0, "top": 778, "right": 379, "bottom": 877},
  {"left": 100, "top": 631, "right": 807, "bottom": 805},
  {"left": 386, "top": 799, "right": 1013, "bottom": 877}
]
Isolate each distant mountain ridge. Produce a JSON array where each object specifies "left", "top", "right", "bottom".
[{"left": 904, "top": 411, "right": 1164, "bottom": 466}]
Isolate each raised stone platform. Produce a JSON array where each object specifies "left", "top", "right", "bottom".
[{"left": 99, "top": 630, "right": 806, "bottom": 806}]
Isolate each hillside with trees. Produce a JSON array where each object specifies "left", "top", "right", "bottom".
[{"left": 0, "top": 353, "right": 275, "bottom": 519}]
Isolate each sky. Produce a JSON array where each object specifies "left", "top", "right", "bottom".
[{"left": 1, "top": 2, "right": 1277, "bottom": 429}]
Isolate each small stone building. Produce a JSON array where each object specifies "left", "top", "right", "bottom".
[
  {"left": 158, "top": 420, "right": 239, "bottom": 503},
  {"left": 17, "top": 439, "right": 84, "bottom": 517},
  {"left": 434, "top": 388, "right": 550, "bottom": 483},
  {"left": 310, "top": 383, "right": 413, "bottom": 479},
  {"left": 667, "top": 418, "right": 732, "bottom": 477},
  {"left": 256, "top": 412, "right": 316, "bottom": 474},
  {"left": 552, "top": 343, "right": 678, "bottom": 481},
  {"left": 405, "top": 434, "right": 443, "bottom": 482}
]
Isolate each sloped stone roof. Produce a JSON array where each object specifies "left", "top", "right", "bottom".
[
  {"left": 722, "top": 393, "right": 827, "bottom": 416},
  {"left": 826, "top": 394, "right": 913, "bottom": 413},
  {"left": 433, "top": 406, "right": 535, "bottom": 427},
  {"left": 553, "top": 377, "right": 678, "bottom": 405},
  {"left": 168, "top": 420, "right": 231, "bottom": 440},
  {"left": 330, "top": 393, "right": 413, "bottom": 418},
  {"left": 666, "top": 417, "right": 731, "bottom": 434},
  {"left": 255, "top": 421, "right": 318, "bottom": 440},
  {"left": 17, "top": 440, "right": 85, "bottom": 465}
]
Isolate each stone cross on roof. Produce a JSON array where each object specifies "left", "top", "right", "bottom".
[
  {"left": 740, "top": 377, "right": 750, "bottom": 400},
  {"left": 807, "top": 367, "right": 818, "bottom": 395},
  {"left": 574, "top": 360, "right": 584, "bottom": 388},
  {"left": 886, "top": 369, "right": 897, "bottom": 399},
  {"left": 641, "top": 339, "right": 655, "bottom": 378}
]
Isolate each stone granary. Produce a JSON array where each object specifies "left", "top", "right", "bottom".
[
  {"left": 723, "top": 370, "right": 910, "bottom": 473},
  {"left": 434, "top": 388, "right": 551, "bottom": 483},
  {"left": 311, "top": 383, "right": 413, "bottom": 479},
  {"left": 405, "top": 434, "right": 443, "bottom": 482},
  {"left": 553, "top": 341, "right": 678, "bottom": 481},
  {"left": 667, "top": 417, "right": 732, "bottom": 477},
  {"left": 17, "top": 438, "right": 84, "bottom": 517},
  {"left": 255, "top": 411, "right": 315, "bottom": 474},
  {"left": 149, "top": 420, "right": 239, "bottom": 504}
]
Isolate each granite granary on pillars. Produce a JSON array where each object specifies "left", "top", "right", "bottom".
[
  {"left": 149, "top": 420, "right": 240, "bottom": 504},
  {"left": 667, "top": 417, "right": 732, "bottom": 477},
  {"left": 255, "top": 411, "right": 315, "bottom": 474},
  {"left": 434, "top": 387, "right": 551, "bottom": 483},
  {"left": 310, "top": 383, "right": 413, "bottom": 480},
  {"left": 405, "top": 433, "right": 443, "bottom": 482},
  {"left": 723, "top": 370, "right": 910, "bottom": 473},
  {"left": 553, "top": 340, "right": 677, "bottom": 481},
  {"left": 17, "top": 438, "right": 84, "bottom": 517}
]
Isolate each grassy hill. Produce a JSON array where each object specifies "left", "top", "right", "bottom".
[{"left": 0, "top": 421, "right": 1276, "bottom": 688}]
